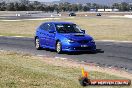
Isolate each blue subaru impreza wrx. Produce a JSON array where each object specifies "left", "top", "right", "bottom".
[{"left": 35, "top": 22, "right": 96, "bottom": 53}]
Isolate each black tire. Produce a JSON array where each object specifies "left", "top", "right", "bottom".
[
  {"left": 56, "top": 41, "right": 62, "bottom": 54},
  {"left": 79, "top": 77, "right": 91, "bottom": 87},
  {"left": 35, "top": 37, "right": 41, "bottom": 50}
]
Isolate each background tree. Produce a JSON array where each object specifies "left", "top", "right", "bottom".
[
  {"left": 71, "top": 4, "right": 78, "bottom": 11},
  {"left": 0, "top": 1, "right": 131, "bottom": 12},
  {"left": 119, "top": 2, "right": 129, "bottom": 11},
  {"left": 6, "top": 3, "right": 15, "bottom": 11},
  {"left": 112, "top": 3, "right": 120, "bottom": 9},
  {"left": 14, "top": 3, "right": 20, "bottom": 11},
  {"left": 0, "top": 2, "right": 6, "bottom": 11},
  {"left": 20, "top": 0, "right": 29, "bottom": 5},
  {"left": 83, "top": 6, "right": 89, "bottom": 11},
  {"left": 77, "top": 4, "right": 83, "bottom": 11}
]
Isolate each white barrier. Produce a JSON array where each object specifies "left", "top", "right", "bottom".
[
  {"left": 16, "top": 14, "right": 21, "bottom": 16},
  {"left": 124, "top": 15, "right": 132, "bottom": 18}
]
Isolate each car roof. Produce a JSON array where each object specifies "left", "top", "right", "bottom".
[{"left": 44, "top": 22, "right": 74, "bottom": 25}]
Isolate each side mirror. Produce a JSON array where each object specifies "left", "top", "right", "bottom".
[
  {"left": 49, "top": 30, "right": 55, "bottom": 33},
  {"left": 81, "top": 30, "right": 85, "bottom": 34}
]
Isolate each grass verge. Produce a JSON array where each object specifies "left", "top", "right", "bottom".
[
  {"left": 0, "top": 51, "right": 131, "bottom": 88},
  {"left": 0, "top": 17, "right": 132, "bottom": 41}
]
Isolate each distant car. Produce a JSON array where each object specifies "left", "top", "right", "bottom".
[
  {"left": 35, "top": 22, "right": 96, "bottom": 54},
  {"left": 69, "top": 12, "right": 76, "bottom": 16},
  {"left": 96, "top": 13, "right": 101, "bottom": 16}
]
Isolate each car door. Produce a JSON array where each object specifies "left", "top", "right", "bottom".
[
  {"left": 46, "top": 23, "right": 56, "bottom": 48},
  {"left": 39, "top": 23, "right": 49, "bottom": 46}
]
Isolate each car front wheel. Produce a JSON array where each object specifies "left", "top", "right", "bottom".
[
  {"left": 35, "top": 37, "right": 41, "bottom": 50},
  {"left": 56, "top": 41, "right": 62, "bottom": 54}
]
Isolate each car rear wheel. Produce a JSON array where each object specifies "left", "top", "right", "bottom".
[
  {"left": 35, "top": 37, "right": 41, "bottom": 50},
  {"left": 56, "top": 41, "right": 62, "bottom": 54}
]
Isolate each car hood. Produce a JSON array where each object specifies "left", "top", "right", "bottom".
[{"left": 59, "top": 33, "right": 93, "bottom": 41}]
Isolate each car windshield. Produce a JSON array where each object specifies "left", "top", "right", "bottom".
[
  {"left": 55, "top": 24, "right": 82, "bottom": 33},
  {"left": 71, "top": 13, "right": 75, "bottom": 14}
]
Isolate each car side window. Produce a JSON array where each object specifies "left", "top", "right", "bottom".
[
  {"left": 40, "top": 23, "right": 49, "bottom": 31},
  {"left": 49, "top": 23, "right": 54, "bottom": 31},
  {"left": 40, "top": 23, "right": 54, "bottom": 31}
]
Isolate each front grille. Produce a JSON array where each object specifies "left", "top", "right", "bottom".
[
  {"left": 74, "top": 47, "right": 92, "bottom": 50},
  {"left": 77, "top": 40, "right": 89, "bottom": 44}
]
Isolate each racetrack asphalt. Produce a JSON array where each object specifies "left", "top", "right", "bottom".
[{"left": 0, "top": 36, "right": 132, "bottom": 72}]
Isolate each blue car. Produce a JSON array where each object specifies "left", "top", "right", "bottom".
[{"left": 35, "top": 22, "right": 96, "bottom": 54}]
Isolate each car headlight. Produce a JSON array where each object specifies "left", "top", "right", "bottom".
[{"left": 90, "top": 39, "right": 95, "bottom": 43}]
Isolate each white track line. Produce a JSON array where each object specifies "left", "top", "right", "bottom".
[{"left": 55, "top": 57, "right": 67, "bottom": 60}]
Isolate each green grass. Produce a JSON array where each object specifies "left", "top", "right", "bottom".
[
  {"left": 0, "top": 51, "right": 131, "bottom": 88},
  {"left": 0, "top": 17, "right": 132, "bottom": 41}
]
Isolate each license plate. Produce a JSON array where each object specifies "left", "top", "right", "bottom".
[{"left": 81, "top": 45, "right": 88, "bottom": 47}]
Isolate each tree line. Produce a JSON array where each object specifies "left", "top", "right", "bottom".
[{"left": 0, "top": 0, "right": 132, "bottom": 12}]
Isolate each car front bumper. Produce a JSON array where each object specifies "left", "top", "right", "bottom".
[{"left": 61, "top": 42, "right": 96, "bottom": 52}]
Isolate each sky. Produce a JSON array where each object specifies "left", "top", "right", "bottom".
[{"left": 30, "top": 0, "right": 59, "bottom": 2}]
